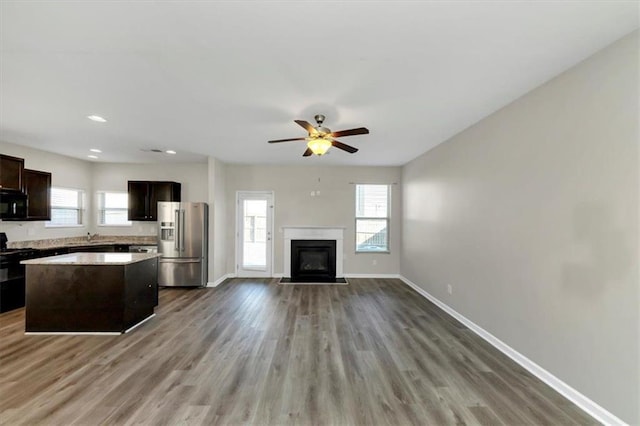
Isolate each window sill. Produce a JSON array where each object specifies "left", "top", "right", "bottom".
[
  {"left": 44, "top": 224, "right": 85, "bottom": 228},
  {"left": 355, "top": 250, "right": 391, "bottom": 254},
  {"left": 97, "top": 224, "right": 133, "bottom": 227}
]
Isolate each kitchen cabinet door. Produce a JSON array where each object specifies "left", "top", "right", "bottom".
[
  {"left": 128, "top": 181, "right": 181, "bottom": 221},
  {"left": 0, "top": 154, "right": 24, "bottom": 191},
  {"left": 149, "top": 182, "right": 181, "bottom": 220},
  {"left": 23, "top": 169, "right": 51, "bottom": 220},
  {"left": 128, "top": 181, "right": 150, "bottom": 220}
]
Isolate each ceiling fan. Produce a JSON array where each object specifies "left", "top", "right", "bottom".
[{"left": 268, "top": 114, "right": 369, "bottom": 157}]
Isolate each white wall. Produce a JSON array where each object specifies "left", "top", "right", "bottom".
[
  {"left": 0, "top": 140, "right": 93, "bottom": 242},
  {"left": 225, "top": 164, "right": 401, "bottom": 276},
  {"left": 401, "top": 31, "right": 639, "bottom": 424},
  {"left": 92, "top": 162, "right": 208, "bottom": 236},
  {"left": 207, "top": 157, "right": 227, "bottom": 283}
]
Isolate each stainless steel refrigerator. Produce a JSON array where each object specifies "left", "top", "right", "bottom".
[{"left": 157, "top": 202, "right": 208, "bottom": 287}]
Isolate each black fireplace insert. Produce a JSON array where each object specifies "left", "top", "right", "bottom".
[{"left": 290, "top": 239, "right": 337, "bottom": 282}]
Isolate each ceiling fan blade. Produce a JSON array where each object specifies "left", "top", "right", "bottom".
[
  {"left": 331, "top": 140, "right": 358, "bottom": 154},
  {"left": 330, "top": 127, "right": 369, "bottom": 138},
  {"left": 302, "top": 148, "right": 313, "bottom": 157},
  {"left": 294, "top": 120, "right": 315, "bottom": 133},
  {"left": 268, "top": 137, "right": 307, "bottom": 143}
]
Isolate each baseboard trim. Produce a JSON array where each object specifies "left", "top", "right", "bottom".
[
  {"left": 125, "top": 313, "right": 156, "bottom": 333},
  {"left": 25, "top": 331, "right": 121, "bottom": 336},
  {"left": 344, "top": 273, "right": 402, "bottom": 279},
  {"left": 207, "top": 273, "right": 235, "bottom": 288},
  {"left": 398, "top": 275, "right": 627, "bottom": 426}
]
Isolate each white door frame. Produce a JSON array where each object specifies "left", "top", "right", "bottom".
[{"left": 235, "top": 191, "right": 274, "bottom": 278}]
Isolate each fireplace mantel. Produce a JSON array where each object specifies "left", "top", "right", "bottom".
[{"left": 283, "top": 227, "right": 344, "bottom": 278}]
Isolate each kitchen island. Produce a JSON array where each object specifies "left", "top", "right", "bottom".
[{"left": 22, "top": 252, "right": 159, "bottom": 334}]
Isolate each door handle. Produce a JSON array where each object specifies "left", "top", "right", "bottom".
[
  {"left": 174, "top": 210, "right": 180, "bottom": 250},
  {"left": 180, "top": 210, "right": 186, "bottom": 251}
]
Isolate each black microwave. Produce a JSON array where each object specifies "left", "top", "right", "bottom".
[{"left": 0, "top": 189, "right": 27, "bottom": 220}]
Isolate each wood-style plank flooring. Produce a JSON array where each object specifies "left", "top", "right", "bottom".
[{"left": 0, "top": 278, "right": 598, "bottom": 425}]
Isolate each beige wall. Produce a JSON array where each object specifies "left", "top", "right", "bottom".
[
  {"left": 401, "top": 32, "right": 639, "bottom": 424},
  {"left": 0, "top": 140, "right": 93, "bottom": 241},
  {"left": 225, "top": 164, "right": 401, "bottom": 276}
]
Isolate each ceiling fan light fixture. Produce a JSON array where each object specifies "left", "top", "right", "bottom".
[{"left": 307, "top": 138, "right": 332, "bottom": 156}]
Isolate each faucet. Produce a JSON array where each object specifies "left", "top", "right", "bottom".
[{"left": 87, "top": 232, "right": 91, "bottom": 242}]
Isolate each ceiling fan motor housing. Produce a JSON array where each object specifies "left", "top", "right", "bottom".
[{"left": 313, "top": 126, "right": 332, "bottom": 137}]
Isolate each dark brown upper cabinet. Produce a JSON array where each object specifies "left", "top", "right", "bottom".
[
  {"left": 23, "top": 169, "right": 52, "bottom": 220},
  {"left": 128, "top": 181, "right": 181, "bottom": 221},
  {"left": 0, "top": 154, "right": 25, "bottom": 191}
]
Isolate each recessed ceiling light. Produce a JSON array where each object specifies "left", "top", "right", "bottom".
[
  {"left": 87, "top": 155, "right": 98, "bottom": 159},
  {"left": 90, "top": 148, "right": 102, "bottom": 153},
  {"left": 166, "top": 150, "right": 177, "bottom": 154},
  {"left": 87, "top": 115, "right": 107, "bottom": 123}
]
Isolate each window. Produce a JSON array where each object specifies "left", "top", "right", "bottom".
[
  {"left": 355, "top": 184, "right": 389, "bottom": 252},
  {"left": 243, "top": 200, "right": 267, "bottom": 243},
  {"left": 47, "top": 187, "right": 84, "bottom": 227},
  {"left": 98, "top": 191, "right": 132, "bottom": 226}
]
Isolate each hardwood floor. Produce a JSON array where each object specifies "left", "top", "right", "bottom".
[{"left": 0, "top": 278, "right": 598, "bottom": 425}]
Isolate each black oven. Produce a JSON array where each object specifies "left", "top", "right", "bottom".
[
  {"left": 0, "top": 249, "right": 37, "bottom": 312},
  {"left": 0, "top": 189, "right": 27, "bottom": 220}
]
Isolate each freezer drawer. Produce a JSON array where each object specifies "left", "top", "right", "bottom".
[{"left": 158, "top": 258, "right": 204, "bottom": 287}]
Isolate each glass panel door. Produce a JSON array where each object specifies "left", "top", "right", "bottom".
[{"left": 236, "top": 191, "right": 273, "bottom": 277}]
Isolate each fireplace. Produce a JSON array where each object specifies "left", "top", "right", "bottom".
[
  {"left": 291, "top": 239, "right": 336, "bottom": 282},
  {"left": 283, "top": 227, "right": 344, "bottom": 279}
]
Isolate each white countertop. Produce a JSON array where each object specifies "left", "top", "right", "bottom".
[{"left": 22, "top": 252, "right": 160, "bottom": 266}]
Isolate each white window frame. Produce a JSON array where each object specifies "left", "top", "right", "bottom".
[
  {"left": 355, "top": 184, "right": 390, "bottom": 253},
  {"left": 46, "top": 187, "right": 85, "bottom": 228},
  {"left": 97, "top": 191, "right": 132, "bottom": 227}
]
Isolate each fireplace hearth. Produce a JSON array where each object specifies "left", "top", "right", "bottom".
[{"left": 291, "top": 239, "right": 336, "bottom": 282}]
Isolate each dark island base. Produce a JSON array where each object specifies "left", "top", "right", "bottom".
[{"left": 25, "top": 258, "right": 158, "bottom": 333}]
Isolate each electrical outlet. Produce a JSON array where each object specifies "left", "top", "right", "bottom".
[
  {"left": 372, "top": 259, "right": 378, "bottom": 266},
  {"left": 447, "top": 284, "right": 453, "bottom": 295}
]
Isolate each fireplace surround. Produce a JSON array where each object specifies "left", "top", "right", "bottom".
[{"left": 283, "top": 227, "right": 344, "bottom": 279}]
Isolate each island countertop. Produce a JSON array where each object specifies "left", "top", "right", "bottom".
[{"left": 21, "top": 252, "right": 161, "bottom": 266}]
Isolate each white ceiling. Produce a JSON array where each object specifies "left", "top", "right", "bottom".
[{"left": 1, "top": 1, "right": 638, "bottom": 166}]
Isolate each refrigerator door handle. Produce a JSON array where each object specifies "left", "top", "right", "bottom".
[
  {"left": 174, "top": 209, "right": 180, "bottom": 251},
  {"left": 180, "top": 209, "right": 186, "bottom": 251}
]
